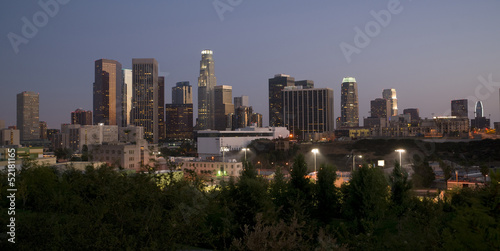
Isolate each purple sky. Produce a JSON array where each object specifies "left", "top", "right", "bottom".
[{"left": 1, "top": 0, "right": 500, "bottom": 129}]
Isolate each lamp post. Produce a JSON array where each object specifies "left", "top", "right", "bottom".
[
  {"left": 350, "top": 150, "right": 362, "bottom": 172},
  {"left": 455, "top": 170, "right": 459, "bottom": 185},
  {"left": 395, "top": 149, "right": 406, "bottom": 166},
  {"left": 311, "top": 148, "right": 319, "bottom": 173},
  {"left": 242, "top": 148, "right": 249, "bottom": 162},
  {"left": 220, "top": 146, "right": 229, "bottom": 178}
]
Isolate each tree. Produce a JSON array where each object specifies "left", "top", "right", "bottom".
[
  {"left": 315, "top": 163, "right": 340, "bottom": 223},
  {"left": 439, "top": 159, "right": 452, "bottom": 190},
  {"left": 480, "top": 165, "right": 489, "bottom": 183},
  {"left": 342, "top": 164, "right": 389, "bottom": 229},
  {"left": 389, "top": 162, "right": 412, "bottom": 216},
  {"left": 411, "top": 155, "right": 435, "bottom": 188}
]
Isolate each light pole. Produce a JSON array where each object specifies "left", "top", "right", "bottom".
[
  {"left": 311, "top": 148, "right": 319, "bottom": 173},
  {"left": 395, "top": 149, "right": 406, "bottom": 167},
  {"left": 220, "top": 146, "right": 229, "bottom": 178},
  {"left": 455, "top": 170, "right": 459, "bottom": 185},
  {"left": 242, "top": 148, "right": 249, "bottom": 162}
]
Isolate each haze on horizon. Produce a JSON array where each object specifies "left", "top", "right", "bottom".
[{"left": 1, "top": 0, "right": 499, "bottom": 128}]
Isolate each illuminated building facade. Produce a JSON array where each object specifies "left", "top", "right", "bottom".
[
  {"left": 197, "top": 50, "right": 217, "bottom": 130},
  {"left": 71, "top": 108, "right": 92, "bottom": 125},
  {"left": 269, "top": 74, "right": 295, "bottom": 127},
  {"left": 17, "top": 91, "right": 40, "bottom": 141},
  {"left": 93, "top": 59, "right": 123, "bottom": 126},
  {"left": 382, "top": 88, "right": 398, "bottom": 116},
  {"left": 339, "top": 77, "right": 359, "bottom": 128}
]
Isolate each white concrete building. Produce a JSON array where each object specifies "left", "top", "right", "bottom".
[
  {"left": 197, "top": 126, "right": 289, "bottom": 159},
  {"left": 89, "top": 139, "right": 158, "bottom": 171},
  {"left": 0, "top": 128, "right": 20, "bottom": 146}
]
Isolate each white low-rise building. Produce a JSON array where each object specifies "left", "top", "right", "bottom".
[
  {"left": 89, "top": 139, "right": 158, "bottom": 171},
  {"left": 197, "top": 126, "right": 289, "bottom": 159}
]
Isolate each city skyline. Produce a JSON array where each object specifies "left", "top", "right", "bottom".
[{"left": 1, "top": 1, "right": 500, "bottom": 128}]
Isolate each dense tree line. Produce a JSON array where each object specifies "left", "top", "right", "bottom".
[{"left": 1, "top": 156, "right": 499, "bottom": 250}]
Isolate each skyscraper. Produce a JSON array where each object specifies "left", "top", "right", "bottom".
[
  {"left": 123, "top": 69, "right": 132, "bottom": 126},
  {"left": 17, "top": 91, "right": 40, "bottom": 141},
  {"left": 451, "top": 99, "right": 468, "bottom": 118},
  {"left": 158, "top": 76, "right": 165, "bottom": 141},
  {"left": 370, "top": 98, "right": 391, "bottom": 123},
  {"left": 295, "top": 80, "right": 314, "bottom": 89},
  {"left": 475, "top": 101, "right": 484, "bottom": 118},
  {"left": 173, "top": 81, "right": 192, "bottom": 105},
  {"left": 166, "top": 81, "right": 193, "bottom": 140},
  {"left": 214, "top": 85, "right": 234, "bottom": 130},
  {"left": 340, "top": 77, "right": 359, "bottom": 128},
  {"left": 39, "top": 121, "right": 47, "bottom": 140},
  {"left": 283, "top": 86, "right": 334, "bottom": 139},
  {"left": 403, "top": 108, "right": 420, "bottom": 125},
  {"left": 382, "top": 89, "right": 398, "bottom": 116},
  {"left": 197, "top": 50, "right": 217, "bottom": 130},
  {"left": 93, "top": 59, "right": 123, "bottom": 126},
  {"left": 234, "top": 95, "right": 249, "bottom": 109},
  {"left": 269, "top": 74, "right": 295, "bottom": 127},
  {"left": 71, "top": 108, "right": 93, "bottom": 125},
  {"left": 131, "top": 58, "right": 159, "bottom": 143}
]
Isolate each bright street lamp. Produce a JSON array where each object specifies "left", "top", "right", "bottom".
[
  {"left": 241, "top": 148, "right": 250, "bottom": 162},
  {"left": 311, "top": 148, "right": 319, "bottom": 173},
  {"left": 395, "top": 149, "right": 406, "bottom": 166}
]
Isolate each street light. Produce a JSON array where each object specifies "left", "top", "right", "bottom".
[
  {"left": 311, "top": 148, "right": 319, "bottom": 173},
  {"left": 241, "top": 148, "right": 250, "bottom": 162},
  {"left": 395, "top": 149, "right": 406, "bottom": 166},
  {"left": 350, "top": 151, "right": 362, "bottom": 172},
  {"left": 220, "top": 146, "right": 229, "bottom": 178}
]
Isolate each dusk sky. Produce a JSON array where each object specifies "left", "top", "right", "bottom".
[{"left": 1, "top": 0, "right": 500, "bottom": 129}]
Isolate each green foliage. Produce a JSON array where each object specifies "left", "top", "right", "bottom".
[
  {"left": 315, "top": 163, "right": 340, "bottom": 223},
  {"left": 342, "top": 164, "right": 390, "bottom": 226},
  {"left": 389, "top": 162, "right": 412, "bottom": 215},
  {"left": 411, "top": 155, "right": 435, "bottom": 188}
]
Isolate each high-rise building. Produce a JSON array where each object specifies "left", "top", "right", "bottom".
[
  {"left": 295, "top": 80, "right": 314, "bottom": 89},
  {"left": 17, "top": 91, "right": 40, "bottom": 141},
  {"left": 123, "top": 69, "right": 132, "bottom": 126},
  {"left": 340, "top": 77, "right": 359, "bottom": 128},
  {"left": 234, "top": 95, "right": 249, "bottom": 108},
  {"left": 39, "top": 121, "right": 47, "bottom": 140},
  {"left": 158, "top": 76, "right": 165, "bottom": 141},
  {"left": 166, "top": 81, "right": 194, "bottom": 141},
  {"left": 451, "top": 99, "right": 468, "bottom": 118},
  {"left": 197, "top": 50, "right": 217, "bottom": 130},
  {"left": 382, "top": 89, "right": 398, "bottom": 116},
  {"left": 173, "top": 81, "right": 192, "bottom": 105},
  {"left": 283, "top": 86, "right": 334, "bottom": 139},
  {"left": 403, "top": 108, "right": 420, "bottom": 125},
  {"left": 166, "top": 104, "right": 194, "bottom": 140},
  {"left": 131, "top": 58, "right": 159, "bottom": 143},
  {"left": 370, "top": 98, "right": 391, "bottom": 122},
  {"left": 269, "top": 74, "right": 295, "bottom": 127},
  {"left": 93, "top": 59, "right": 124, "bottom": 126},
  {"left": 475, "top": 101, "right": 484, "bottom": 118},
  {"left": 0, "top": 120, "right": 5, "bottom": 129},
  {"left": 71, "top": 109, "right": 92, "bottom": 125},
  {"left": 471, "top": 101, "right": 490, "bottom": 129},
  {"left": 251, "top": 113, "right": 263, "bottom": 127},
  {"left": 233, "top": 106, "right": 253, "bottom": 130},
  {"left": 214, "top": 85, "right": 234, "bottom": 130}
]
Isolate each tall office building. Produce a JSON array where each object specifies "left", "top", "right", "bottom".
[
  {"left": 123, "top": 69, "right": 132, "bottom": 126},
  {"left": 166, "top": 81, "right": 193, "bottom": 140},
  {"left": 403, "top": 108, "right": 420, "bottom": 125},
  {"left": 339, "top": 77, "right": 359, "bottom": 128},
  {"left": 269, "top": 74, "right": 295, "bottom": 127},
  {"left": 158, "top": 76, "right": 165, "bottom": 141},
  {"left": 173, "top": 81, "right": 192, "bottom": 105},
  {"left": 451, "top": 99, "right": 468, "bottom": 118},
  {"left": 93, "top": 59, "right": 123, "bottom": 126},
  {"left": 71, "top": 109, "right": 93, "bottom": 125},
  {"left": 471, "top": 101, "right": 490, "bottom": 129},
  {"left": 197, "top": 50, "right": 217, "bottom": 130},
  {"left": 234, "top": 95, "right": 249, "bottom": 108},
  {"left": 17, "top": 91, "right": 40, "bottom": 141},
  {"left": 166, "top": 104, "right": 194, "bottom": 140},
  {"left": 370, "top": 98, "right": 391, "bottom": 122},
  {"left": 295, "top": 80, "right": 314, "bottom": 89},
  {"left": 475, "top": 101, "right": 483, "bottom": 118},
  {"left": 214, "top": 85, "right": 234, "bottom": 130},
  {"left": 283, "top": 86, "right": 334, "bottom": 139},
  {"left": 39, "top": 121, "right": 47, "bottom": 140},
  {"left": 131, "top": 58, "right": 159, "bottom": 143},
  {"left": 382, "top": 89, "right": 398, "bottom": 116}
]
